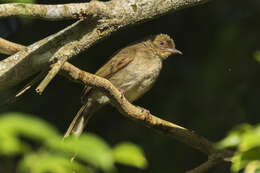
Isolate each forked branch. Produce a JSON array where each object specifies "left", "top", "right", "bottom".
[{"left": 0, "top": 0, "right": 210, "bottom": 92}]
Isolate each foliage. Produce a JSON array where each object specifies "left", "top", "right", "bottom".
[
  {"left": 217, "top": 124, "right": 260, "bottom": 173},
  {"left": 0, "top": 112, "right": 148, "bottom": 173},
  {"left": 254, "top": 51, "right": 260, "bottom": 64},
  {"left": 113, "top": 142, "right": 148, "bottom": 169}
]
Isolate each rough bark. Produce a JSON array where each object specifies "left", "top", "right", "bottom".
[{"left": 0, "top": 0, "right": 210, "bottom": 92}]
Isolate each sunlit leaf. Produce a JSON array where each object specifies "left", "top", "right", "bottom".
[
  {"left": 0, "top": 113, "right": 59, "bottom": 155},
  {"left": 0, "top": 132, "right": 29, "bottom": 155},
  {"left": 254, "top": 51, "right": 260, "bottom": 63},
  {"left": 18, "top": 151, "right": 93, "bottom": 173},
  {"left": 217, "top": 133, "right": 241, "bottom": 149},
  {"left": 217, "top": 124, "right": 253, "bottom": 148},
  {"left": 231, "top": 148, "right": 260, "bottom": 172},
  {"left": 219, "top": 124, "right": 260, "bottom": 172},
  {"left": 0, "top": 112, "right": 60, "bottom": 140},
  {"left": 47, "top": 133, "right": 115, "bottom": 172},
  {"left": 113, "top": 142, "right": 148, "bottom": 169},
  {"left": 239, "top": 126, "right": 260, "bottom": 151},
  {"left": 244, "top": 161, "right": 260, "bottom": 173}
]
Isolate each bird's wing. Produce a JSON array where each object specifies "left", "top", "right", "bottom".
[{"left": 81, "top": 45, "right": 136, "bottom": 103}]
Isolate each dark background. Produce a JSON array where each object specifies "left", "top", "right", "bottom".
[{"left": 0, "top": 0, "right": 259, "bottom": 172}]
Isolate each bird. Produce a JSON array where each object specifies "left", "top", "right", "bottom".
[{"left": 64, "top": 33, "right": 182, "bottom": 138}]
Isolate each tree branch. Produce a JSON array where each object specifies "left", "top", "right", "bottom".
[
  {"left": 0, "top": 0, "right": 209, "bottom": 21},
  {"left": 0, "top": 38, "right": 233, "bottom": 173},
  {"left": 0, "top": 0, "right": 210, "bottom": 92},
  {"left": 0, "top": 2, "right": 108, "bottom": 20},
  {"left": 0, "top": 19, "right": 86, "bottom": 92},
  {"left": 60, "top": 62, "right": 233, "bottom": 173},
  {"left": 0, "top": 37, "right": 25, "bottom": 55},
  {"left": 186, "top": 153, "right": 231, "bottom": 173}
]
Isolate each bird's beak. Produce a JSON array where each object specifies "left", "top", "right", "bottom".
[{"left": 167, "top": 48, "right": 183, "bottom": 55}]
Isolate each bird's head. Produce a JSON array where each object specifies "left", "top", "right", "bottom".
[{"left": 152, "top": 34, "right": 182, "bottom": 60}]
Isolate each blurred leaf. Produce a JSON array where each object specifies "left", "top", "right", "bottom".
[
  {"left": 217, "top": 124, "right": 253, "bottom": 148},
  {"left": 18, "top": 151, "right": 93, "bottom": 173},
  {"left": 254, "top": 51, "right": 260, "bottom": 63},
  {"left": 244, "top": 161, "right": 260, "bottom": 173},
  {"left": 0, "top": 113, "right": 147, "bottom": 172},
  {"left": 239, "top": 126, "right": 260, "bottom": 151},
  {"left": 47, "top": 134, "right": 115, "bottom": 172},
  {"left": 0, "top": 112, "right": 59, "bottom": 140},
  {"left": 0, "top": 112, "right": 59, "bottom": 155},
  {"left": 0, "top": 132, "right": 29, "bottom": 155},
  {"left": 113, "top": 142, "right": 148, "bottom": 169},
  {"left": 217, "top": 133, "right": 241, "bottom": 149},
  {"left": 219, "top": 124, "right": 260, "bottom": 172},
  {"left": 231, "top": 148, "right": 260, "bottom": 172}
]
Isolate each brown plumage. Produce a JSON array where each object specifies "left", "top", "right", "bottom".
[{"left": 64, "top": 34, "right": 182, "bottom": 138}]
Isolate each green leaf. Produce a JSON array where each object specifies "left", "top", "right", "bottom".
[
  {"left": 254, "top": 51, "right": 260, "bottom": 63},
  {"left": 217, "top": 133, "right": 241, "bottom": 149},
  {"left": 239, "top": 126, "right": 260, "bottom": 151},
  {"left": 0, "top": 112, "right": 60, "bottom": 155},
  {"left": 18, "top": 151, "right": 93, "bottom": 173},
  {"left": 219, "top": 124, "right": 260, "bottom": 172},
  {"left": 231, "top": 147, "right": 260, "bottom": 172},
  {"left": 0, "top": 132, "right": 29, "bottom": 155},
  {"left": 113, "top": 142, "right": 148, "bottom": 169},
  {"left": 47, "top": 133, "right": 115, "bottom": 172},
  {"left": 244, "top": 161, "right": 260, "bottom": 173},
  {"left": 217, "top": 124, "right": 253, "bottom": 149},
  {"left": 0, "top": 112, "right": 60, "bottom": 140}
]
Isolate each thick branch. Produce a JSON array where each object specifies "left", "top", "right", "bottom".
[
  {"left": 0, "top": 2, "right": 109, "bottom": 20},
  {"left": 0, "top": 20, "right": 87, "bottom": 92},
  {"left": 0, "top": 38, "right": 24, "bottom": 55},
  {"left": 0, "top": 0, "right": 210, "bottom": 92},
  {"left": 0, "top": 0, "right": 208, "bottom": 21}
]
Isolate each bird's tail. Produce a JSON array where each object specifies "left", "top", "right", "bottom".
[{"left": 64, "top": 103, "right": 91, "bottom": 138}]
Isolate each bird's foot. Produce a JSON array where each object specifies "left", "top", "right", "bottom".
[{"left": 136, "top": 105, "right": 150, "bottom": 115}]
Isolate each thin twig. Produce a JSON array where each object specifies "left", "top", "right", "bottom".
[
  {"left": 1, "top": 71, "right": 46, "bottom": 108},
  {"left": 35, "top": 41, "right": 80, "bottom": 94},
  {"left": 186, "top": 152, "right": 233, "bottom": 173}
]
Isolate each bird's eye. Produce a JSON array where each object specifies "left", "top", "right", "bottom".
[{"left": 160, "top": 41, "right": 164, "bottom": 46}]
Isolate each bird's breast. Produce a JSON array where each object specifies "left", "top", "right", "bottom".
[{"left": 110, "top": 55, "right": 162, "bottom": 102}]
